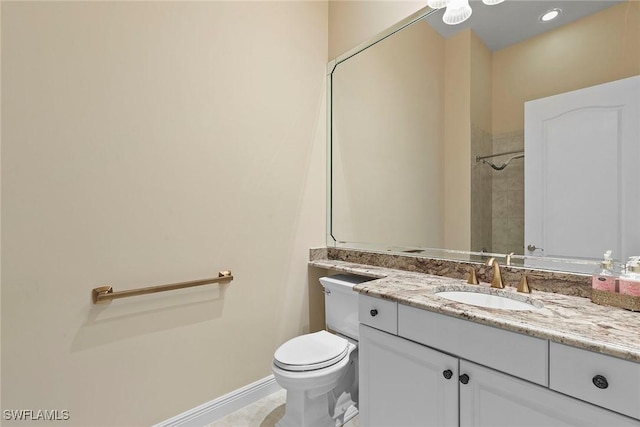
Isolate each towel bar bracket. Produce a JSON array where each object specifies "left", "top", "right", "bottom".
[{"left": 92, "top": 286, "right": 114, "bottom": 304}]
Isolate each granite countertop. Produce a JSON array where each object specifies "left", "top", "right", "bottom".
[{"left": 309, "top": 259, "right": 640, "bottom": 363}]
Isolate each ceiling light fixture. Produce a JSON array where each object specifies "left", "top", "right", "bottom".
[
  {"left": 443, "top": 0, "right": 473, "bottom": 25},
  {"left": 540, "top": 8, "right": 562, "bottom": 22},
  {"left": 427, "top": 0, "right": 449, "bottom": 10},
  {"left": 430, "top": 0, "right": 505, "bottom": 26}
]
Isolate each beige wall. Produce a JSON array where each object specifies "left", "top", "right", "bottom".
[
  {"left": 470, "top": 32, "right": 492, "bottom": 133},
  {"left": 0, "top": 1, "right": 3, "bottom": 410},
  {"left": 329, "top": 1, "right": 428, "bottom": 59},
  {"left": 443, "top": 30, "right": 472, "bottom": 251},
  {"left": 492, "top": 1, "right": 640, "bottom": 134},
  {"left": 1, "top": 2, "right": 327, "bottom": 425}
]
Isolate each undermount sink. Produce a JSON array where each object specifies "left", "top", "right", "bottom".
[{"left": 435, "top": 290, "right": 542, "bottom": 311}]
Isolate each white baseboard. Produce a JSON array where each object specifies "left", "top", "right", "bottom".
[{"left": 155, "top": 375, "right": 282, "bottom": 427}]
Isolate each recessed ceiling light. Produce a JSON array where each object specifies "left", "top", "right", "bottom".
[{"left": 540, "top": 8, "right": 562, "bottom": 22}]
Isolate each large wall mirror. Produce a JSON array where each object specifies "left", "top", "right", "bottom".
[{"left": 329, "top": 0, "right": 640, "bottom": 273}]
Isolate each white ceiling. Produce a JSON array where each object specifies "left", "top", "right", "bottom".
[{"left": 424, "top": 0, "right": 626, "bottom": 51}]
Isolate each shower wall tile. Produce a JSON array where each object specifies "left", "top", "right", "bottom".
[
  {"left": 471, "top": 124, "right": 493, "bottom": 253},
  {"left": 492, "top": 130, "right": 524, "bottom": 255}
]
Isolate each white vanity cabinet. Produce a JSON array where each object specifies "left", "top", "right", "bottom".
[
  {"left": 359, "top": 324, "right": 459, "bottom": 427},
  {"left": 358, "top": 296, "right": 640, "bottom": 427},
  {"left": 549, "top": 342, "right": 640, "bottom": 420},
  {"left": 459, "top": 360, "right": 639, "bottom": 426}
]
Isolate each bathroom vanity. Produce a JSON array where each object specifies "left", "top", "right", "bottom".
[
  {"left": 309, "top": 255, "right": 640, "bottom": 427},
  {"left": 360, "top": 296, "right": 639, "bottom": 426}
]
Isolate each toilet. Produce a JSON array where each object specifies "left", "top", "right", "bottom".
[{"left": 272, "top": 274, "right": 371, "bottom": 427}]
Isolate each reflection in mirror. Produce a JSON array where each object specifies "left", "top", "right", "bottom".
[
  {"left": 329, "top": 0, "right": 640, "bottom": 273},
  {"left": 332, "top": 13, "right": 446, "bottom": 250}
]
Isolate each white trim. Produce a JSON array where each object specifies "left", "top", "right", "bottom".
[{"left": 155, "top": 375, "right": 282, "bottom": 427}]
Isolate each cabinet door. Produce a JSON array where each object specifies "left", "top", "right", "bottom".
[
  {"left": 459, "top": 360, "right": 640, "bottom": 427},
  {"left": 359, "top": 324, "right": 458, "bottom": 427}
]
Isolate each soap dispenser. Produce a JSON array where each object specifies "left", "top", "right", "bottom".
[
  {"left": 619, "top": 256, "right": 640, "bottom": 296},
  {"left": 592, "top": 250, "right": 617, "bottom": 292}
]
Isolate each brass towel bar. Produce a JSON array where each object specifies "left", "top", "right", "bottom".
[{"left": 91, "top": 270, "right": 233, "bottom": 304}]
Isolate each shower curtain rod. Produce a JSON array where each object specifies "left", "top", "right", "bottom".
[
  {"left": 475, "top": 149, "right": 524, "bottom": 162},
  {"left": 475, "top": 149, "right": 525, "bottom": 171}
]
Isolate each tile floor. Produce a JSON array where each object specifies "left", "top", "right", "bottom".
[{"left": 206, "top": 389, "right": 359, "bottom": 427}]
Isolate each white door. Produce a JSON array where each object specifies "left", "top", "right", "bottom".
[
  {"left": 358, "top": 324, "right": 458, "bottom": 427},
  {"left": 459, "top": 360, "right": 640, "bottom": 427},
  {"left": 524, "top": 75, "right": 640, "bottom": 265}
]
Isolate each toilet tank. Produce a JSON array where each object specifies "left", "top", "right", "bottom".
[{"left": 320, "top": 274, "right": 374, "bottom": 341}]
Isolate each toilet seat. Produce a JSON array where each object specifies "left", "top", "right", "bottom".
[{"left": 274, "top": 330, "right": 349, "bottom": 372}]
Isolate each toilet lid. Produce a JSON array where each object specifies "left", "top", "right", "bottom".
[{"left": 273, "top": 330, "right": 349, "bottom": 372}]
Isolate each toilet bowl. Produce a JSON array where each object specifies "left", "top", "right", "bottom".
[
  {"left": 272, "top": 331, "right": 357, "bottom": 427},
  {"left": 272, "top": 274, "right": 371, "bottom": 427}
]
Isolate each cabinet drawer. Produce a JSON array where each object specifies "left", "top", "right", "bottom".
[
  {"left": 398, "top": 304, "right": 548, "bottom": 386},
  {"left": 359, "top": 294, "right": 397, "bottom": 335},
  {"left": 550, "top": 342, "right": 640, "bottom": 420}
]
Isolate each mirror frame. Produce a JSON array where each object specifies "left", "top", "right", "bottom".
[
  {"left": 326, "top": 5, "right": 439, "bottom": 248},
  {"left": 326, "top": 4, "right": 604, "bottom": 274}
]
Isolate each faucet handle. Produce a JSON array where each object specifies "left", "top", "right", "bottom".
[
  {"left": 506, "top": 252, "right": 514, "bottom": 266},
  {"left": 486, "top": 258, "right": 504, "bottom": 289},
  {"left": 517, "top": 275, "right": 531, "bottom": 293},
  {"left": 467, "top": 267, "right": 479, "bottom": 285}
]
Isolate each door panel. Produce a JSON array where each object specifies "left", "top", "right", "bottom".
[{"left": 525, "top": 75, "right": 640, "bottom": 267}]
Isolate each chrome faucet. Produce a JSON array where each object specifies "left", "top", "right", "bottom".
[{"left": 486, "top": 258, "right": 504, "bottom": 289}]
